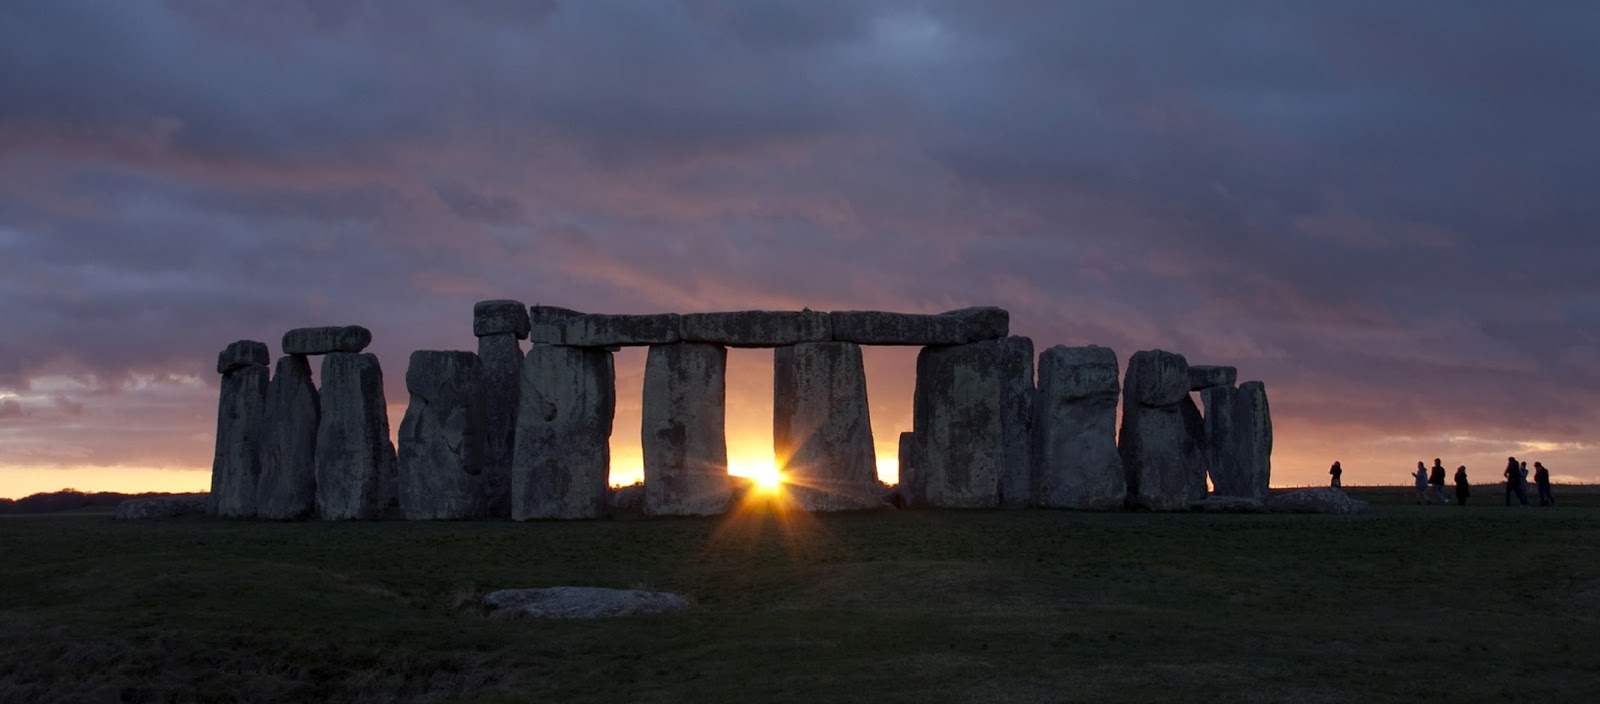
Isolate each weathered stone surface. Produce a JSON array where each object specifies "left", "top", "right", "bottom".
[
  {"left": 1031, "top": 345, "right": 1125, "bottom": 510},
  {"left": 210, "top": 346, "right": 268, "bottom": 518},
  {"left": 1200, "top": 384, "right": 1235, "bottom": 494},
  {"left": 1188, "top": 365, "right": 1237, "bottom": 390},
  {"left": 398, "top": 351, "right": 487, "bottom": 520},
  {"left": 473, "top": 299, "right": 530, "bottom": 339},
  {"left": 997, "top": 336, "right": 1035, "bottom": 508},
  {"left": 773, "top": 342, "right": 880, "bottom": 511},
  {"left": 1231, "top": 381, "right": 1273, "bottom": 500},
  {"left": 281, "top": 326, "right": 371, "bottom": 355},
  {"left": 911, "top": 340, "right": 1002, "bottom": 508},
  {"left": 642, "top": 343, "right": 730, "bottom": 516},
  {"left": 477, "top": 334, "right": 523, "bottom": 520},
  {"left": 116, "top": 494, "right": 207, "bottom": 520},
  {"left": 255, "top": 355, "right": 320, "bottom": 520},
  {"left": 1119, "top": 350, "right": 1205, "bottom": 511},
  {"left": 680, "top": 310, "right": 830, "bottom": 347},
  {"left": 512, "top": 344, "right": 615, "bottom": 519},
  {"left": 484, "top": 587, "right": 690, "bottom": 619},
  {"left": 828, "top": 307, "right": 1011, "bottom": 345},
  {"left": 530, "top": 310, "right": 680, "bottom": 347},
  {"left": 1188, "top": 496, "right": 1267, "bottom": 513},
  {"left": 216, "top": 339, "right": 268, "bottom": 374},
  {"left": 314, "top": 352, "right": 395, "bottom": 520},
  {"left": 897, "top": 431, "right": 918, "bottom": 505},
  {"left": 1267, "top": 487, "right": 1367, "bottom": 514}
]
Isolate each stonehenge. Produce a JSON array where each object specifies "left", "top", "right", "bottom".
[{"left": 209, "top": 303, "right": 1275, "bottom": 520}]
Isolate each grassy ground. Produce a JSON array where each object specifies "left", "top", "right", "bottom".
[{"left": 2, "top": 487, "right": 1596, "bottom": 703}]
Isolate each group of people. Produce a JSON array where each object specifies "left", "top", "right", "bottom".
[{"left": 1325, "top": 458, "right": 1557, "bottom": 507}]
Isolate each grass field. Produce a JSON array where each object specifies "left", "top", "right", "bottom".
[{"left": 2, "top": 487, "right": 1597, "bottom": 703}]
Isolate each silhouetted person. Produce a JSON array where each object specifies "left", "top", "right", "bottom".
[
  {"left": 1429, "top": 459, "right": 1447, "bottom": 504},
  {"left": 1534, "top": 462, "right": 1555, "bottom": 507},
  {"left": 1413, "top": 462, "right": 1429, "bottom": 504},
  {"left": 1330, "top": 461, "right": 1343, "bottom": 488},
  {"left": 1454, "top": 465, "right": 1470, "bottom": 505},
  {"left": 1504, "top": 456, "right": 1529, "bottom": 507}
]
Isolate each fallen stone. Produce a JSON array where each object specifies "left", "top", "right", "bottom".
[
  {"left": 609, "top": 482, "right": 644, "bottom": 513},
  {"left": 115, "top": 494, "right": 208, "bottom": 520},
  {"left": 911, "top": 340, "right": 1002, "bottom": 508},
  {"left": 680, "top": 310, "right": 831, "bottom": 347},
  {"left": 1188, "top": 496, "right": 1267, "bottom": 513},
  {"left": 828, "top": 307, "right": 1010, "bottom": 345},
  {"left": 1031, "top": 345, "right": 1125, "bottom": 510},
  {"left": 484, "top": 587, "right": 691, "bottom": 619},
  {"left": 281, "top": 325, "right": 372, "bottom": 355},
  {"left": 1188, "top": 365, "right": 1237, "bottom": 390},
  {"left": 773, "top": 342, "right": 880, "bottom": 511},
  {"left": 477, "top": 333, "right": 523, "bottom": 519},
  {"left": 1267, "top": 487, "right": 1368, "bottom": 514},
  {"left": 997, "top": 336, "right": 1034, "bottom": 508},
  {"left": 398, "top": 351, "right": 487, "bottom": 520},
  {"left": 512, "top": 344, "right": 615, "bottom": 519},
  {"left": 529, "top": 311, "right": 680, "bottom": 347},
  {"left": 255, "top": 355, "right": 320, "bottom": 520},
  {"left": 314, "top": 352, "right": 395, "bottom": 520},
  {"left": 473, "top": 299, "right": 530, "bottom": 339},
  {"left": 211, "top": 344, "right": 269, "bottom": 518},
  {"left": 1119, "top": 350, "right": 1205, "bottom": 511},
  {"left": 642, "top": 343, "right": 731, "bottom": 517},
  {"left": 216, "top": 339, "right": 269, "bottom": 374}
]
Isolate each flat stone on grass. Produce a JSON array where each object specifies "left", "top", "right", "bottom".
[{"left": 484, "top": 587, "right": 691, "bottom": 619}]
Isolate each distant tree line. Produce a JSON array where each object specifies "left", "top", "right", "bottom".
[{"left": 0, "top": 489, "right": 192, "bottom": 515}]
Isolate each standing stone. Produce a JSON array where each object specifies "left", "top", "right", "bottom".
[
  {"left": 512, "top": 344, "right": 615, "bottom": 520},
  {"left": 1180, "top": 393, "right": 1208, "bottom": 500},
  {"left": 210, "top": 340, "right": 269, "bottom": 517},
  {"left": 1118, "top": 350, "right": 1205, "bottom": 511},
  {"left": 1231, "top": 381, "right": 1273, "bottom": 500},
  {"left": 476, "top": 300, "right": 529, "bottom": 520},
  {"left": 398, "top": 351, "right": 487, "bottom": 520},
  {"left": 773, "top": 342, "right": 880, "bottom": 511},
  {"left": 911, "top": 340, "right": 1003, "bottom": 508},
  {"left": 997, "top": 336, "right": 1035, "bottom": 508},
  {"left": 642, "top": 343, "right": 730, "bottom": 516},
  {"left": 314, "top": 352, "right": 395, "bottom": 520},
  {"left": 897, "top": 431, "right": 918, "bottom": 505},
  {"left": 1031, "top": 345, "right": 1125, "bottom": 510},
  {"left": 1201, "top": 384, "right": 1240, "bottom": 496},
  {"left": 256, "top": 355, "right": 320, "bottom": 520}
]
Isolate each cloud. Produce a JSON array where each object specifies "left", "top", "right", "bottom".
[{"left": 1, "top": 0, "right": 1597, "bottom": 495}]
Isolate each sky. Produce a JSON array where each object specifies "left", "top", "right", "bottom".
[{"left": 2, "top": 0, "right": 1597, "bottom": 499}]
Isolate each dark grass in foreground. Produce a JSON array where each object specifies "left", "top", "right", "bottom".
[{"left": 2, "top": 489, "right": 1597, "bottom": 703}]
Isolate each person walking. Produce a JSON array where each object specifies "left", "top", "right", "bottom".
[
  {"left": 1413, "top": 462, "right": 1429, "bottom": 505},
  {"left": 1429, "top": 459, "right": 1448, "bottom": 504},
  {"left": 1330, "top": 461, "right": 1343, "bottom": 488},
  {"left": 1534, "top": 462, "right": 1555, "bottom": 507},
  {"left": 1504, "top": 456, "right": 1529, "bottom": 507},
  {"left": 1454, "top": 465, "right": 1471, "bottom": 506}
]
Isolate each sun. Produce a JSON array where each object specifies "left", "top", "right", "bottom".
[{"left": 730, "top": 458, "right": 786, "bottom": 494}]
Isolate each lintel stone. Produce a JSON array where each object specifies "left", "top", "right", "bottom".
[
  {"left": 282, "top": 326, "right": 372, "bottom": 355},
  {"left": 680, "top": 310, "right": 830, "bottom": 347},
  {"left": 474, "top": 300, "right": 530, "bottom": 339},
  {"left": 530, "top": 308, "right": 680, "bottom": 347},
  {"left": 1188, "top": 365, "right": 1237, "bottom": 390},
  {"left": 829, "top": 307, "right": 1009, "bottom": 345}
]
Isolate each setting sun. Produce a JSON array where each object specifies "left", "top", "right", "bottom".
[{"left": 730, "top": 459, "right": 786, "bottom": 494}]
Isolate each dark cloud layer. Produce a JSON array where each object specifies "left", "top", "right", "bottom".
[{"left": 2, "top": 0, "right": 1597, "bottom": 494}]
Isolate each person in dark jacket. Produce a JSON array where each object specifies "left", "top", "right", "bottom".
[
  {"left": 1454, "top": 465, "right": 1470, "bottom": 506},
  {"left": 1534, "top": 462, "right": 1555, "bottom": 507},
  {"left": 1504, "top": 456, "right": 1529, "bottom": 507},
  {"left": 1330, "top": 461, "right": 1343, "bottom": 487},
  {"left": 1428, "top": 459, "right": 1447, "bottom": 504}
]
